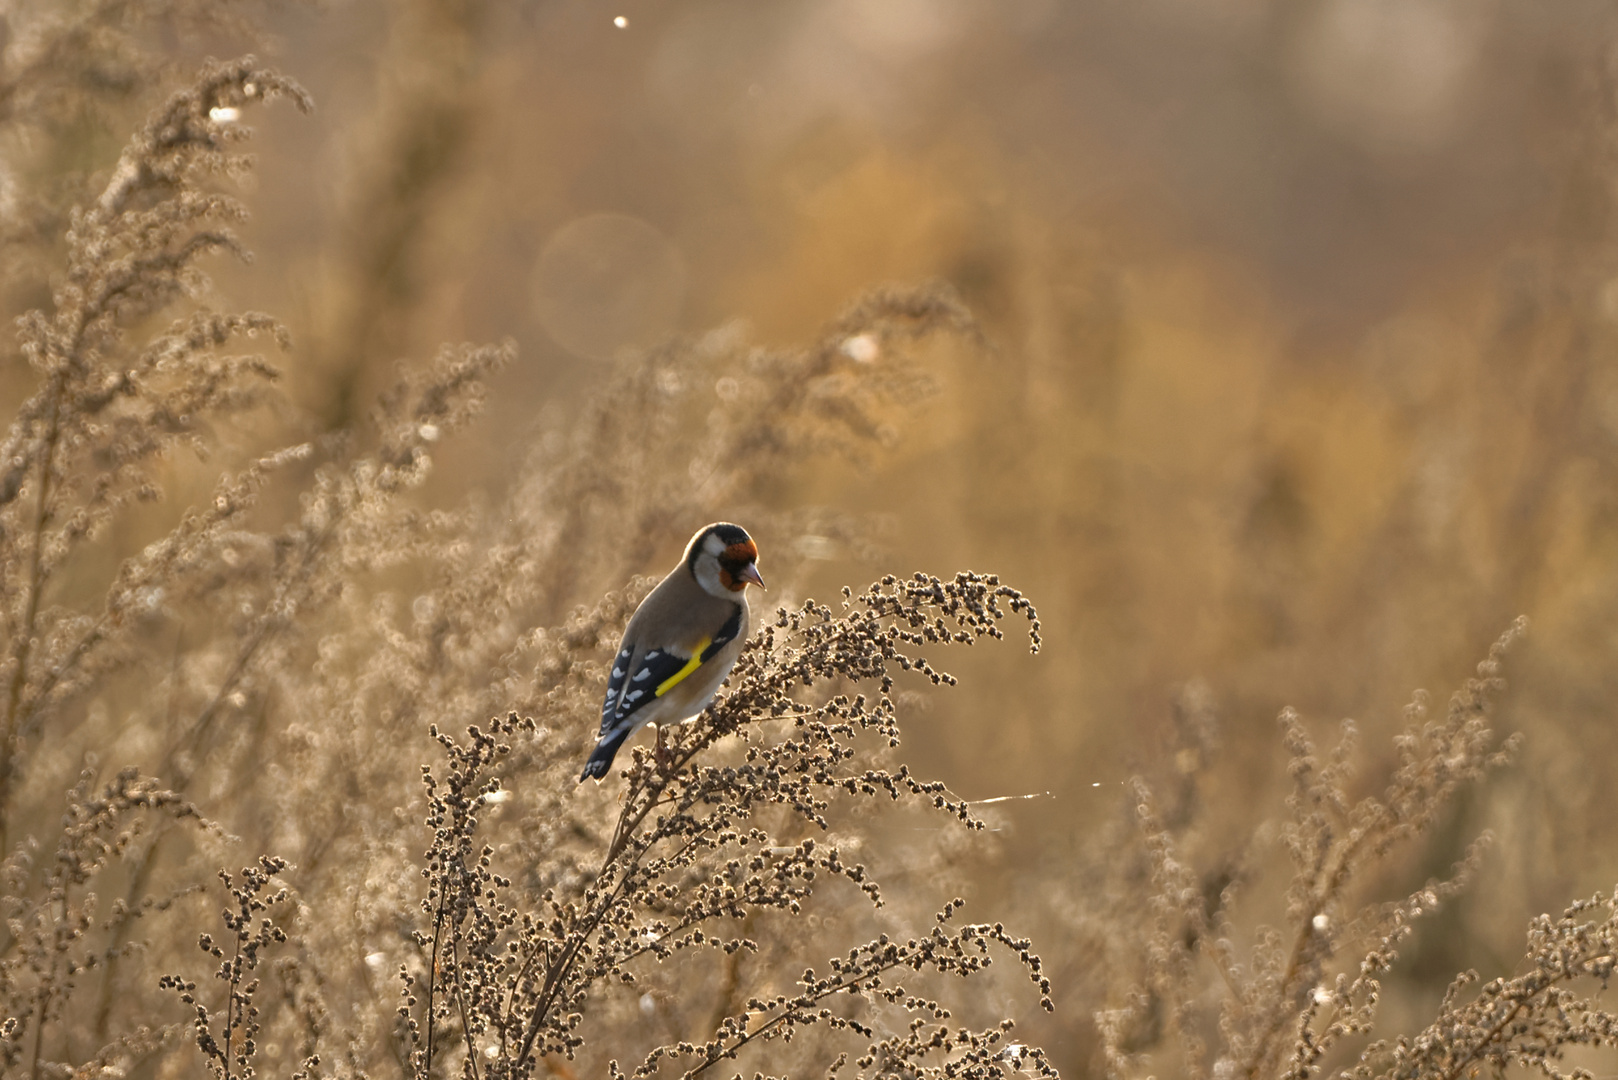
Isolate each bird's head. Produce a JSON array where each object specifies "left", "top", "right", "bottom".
[{"left": 686, "top": 522, "right": 765, "bottom": 597}]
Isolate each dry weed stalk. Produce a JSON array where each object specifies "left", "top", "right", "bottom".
[
  {"left": 1096, "top": 621, "right": 1544, "bottom": 1080},
  {"left": 0, "top": 57, "right": 310, "bottom": 830},
  {"left": 1346, "top": 890, "right": 1618, "bottom": 1080},
  {"left": 0, "top": 45, "right": 1057, "bottom": 1080},
  {"left": 402, "top": 574, "right": 1048, "bottom": 1079},
  {"left": 160, "top": 855, "right": 295, "bottom": 1080},
  {"left": 5, "top": 19, "right": 1618, "bottom": 1080},
  {"left": 0, "top": 767, "right": 214, "bottom": 1075}
]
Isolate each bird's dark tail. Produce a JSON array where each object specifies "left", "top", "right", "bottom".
[{"left": 579, "top": 728, "right": 632, "bottom": 782}]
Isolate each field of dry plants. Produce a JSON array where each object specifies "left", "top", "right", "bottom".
[{"left": 8, "top": 3, "right": 1618, "bottom": 1079}]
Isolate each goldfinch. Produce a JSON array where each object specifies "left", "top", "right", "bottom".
[{"left": 579, "top": 522, "right": 765, "bottom": 782}]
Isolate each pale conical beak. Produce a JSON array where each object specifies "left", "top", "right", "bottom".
[{"left": 739, "top": 562, "right": 765, "bottom": 589}]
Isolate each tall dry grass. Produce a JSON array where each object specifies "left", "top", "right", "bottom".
[
  {"left": 4, "top": 7, "right": 1618, "bottom": 1080},
  {"left": 0, "top": 46, "right": 1058, "bottom": 1078}
]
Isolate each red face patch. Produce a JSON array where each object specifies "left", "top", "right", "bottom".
[{"left": 718, "top": 540, "right": 758, "bottom": 592}]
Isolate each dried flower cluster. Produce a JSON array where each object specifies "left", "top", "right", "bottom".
[
  {"left": 1072, "top": 620, "right": 1618, "bottom": 1080},
  {"left": 401, "top": 570, "right": 1051, "bottom": 1079},
  {"left": 0, "top": 51, "right": 1055, "bottom": 1080},
  {"left": 1351, "top": 890, "right": 1618, "bottom": 1080},
  {"left": 2, "top": 16, "right": 1618, "bottom": 1080}
]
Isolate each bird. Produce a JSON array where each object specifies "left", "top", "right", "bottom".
[{"left": 579, "top": 522, "right": 765, "bottom": 782}]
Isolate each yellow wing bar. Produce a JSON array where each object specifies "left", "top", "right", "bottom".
[{"left": 656, "top": 636, "right": 710, "bottom": 697}]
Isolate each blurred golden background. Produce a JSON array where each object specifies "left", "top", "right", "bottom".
[
  {"left": 238, "top": 0, "right": 1618, "bottom": 1003},
  {"left": 222, "top": 5, "right": 1617, "bottom": 843},
  {"left": 12, "top": 0, "right": 1618, "bottom": 1072}
]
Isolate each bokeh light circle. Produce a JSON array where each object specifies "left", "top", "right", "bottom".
[{"left": 531, "top": 213, "right": 687, "bottom": 361}]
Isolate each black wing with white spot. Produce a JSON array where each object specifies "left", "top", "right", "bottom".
[
  {"left": 599, "top": 644, "right": 638, "bottom": 736},
  {"left": 598, "top": 605, "right": 744, "bottom": 735}
]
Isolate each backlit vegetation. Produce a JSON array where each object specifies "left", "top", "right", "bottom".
[{"left": 5, "top": 6, "right": 1618, "bottom": 1080}]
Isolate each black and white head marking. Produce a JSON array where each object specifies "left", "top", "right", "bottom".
[{"left": 686, "top": 522, "right": 759, "bottom": 598}]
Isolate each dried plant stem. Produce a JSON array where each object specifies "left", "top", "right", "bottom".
[
  {"left": 0, "top": 386, "right": 62, "bottom": 839},
  {"left": 681, "top": 954, "right": 910, "bottom": 1080},
  {"left": 1435, "top": 1000, "right": 1528, "bottom": 1080},
  {"left": 450, "top": 931, "right": 483, "bottom": 1080},
  {"left": 424, "top": 887, "right": 446, "bottom": 1074},
  {"left": 513, "top": 861, "right": 634, "bottom": 1065},
  {"left": 29, "top": 886, "right": 69, "bottom": 1080},
  {"left": 1242, "top": 883, "right": 1339, "bottom": 1080}
]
